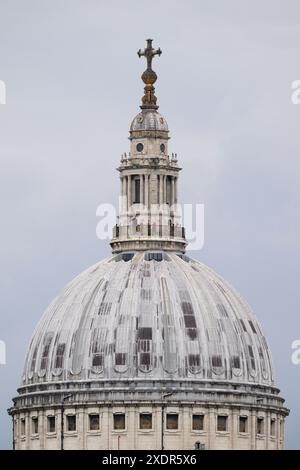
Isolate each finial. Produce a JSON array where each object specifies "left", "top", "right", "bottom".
[{"left": 137, "top": 39, "right": 162, "bottom": 110}]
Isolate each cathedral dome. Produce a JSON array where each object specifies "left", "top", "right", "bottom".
[
  {"left": 130, "top": 110, "right": 168, "bottom": 133},
  {"left": 10, "top": 39, "right": 288, "bottom": 451},
  {"left": 22, "top": 251, "right": 273, "bottom": 387}
]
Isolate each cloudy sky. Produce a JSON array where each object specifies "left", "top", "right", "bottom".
[{"left": 0, "top": 0, "right": 300, "bottom": 449}]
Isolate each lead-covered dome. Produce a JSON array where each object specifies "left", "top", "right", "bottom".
[
  {"left": 130, "top": 110, "right": 168, "bottom": 133},
  {"left": 22, "top": 251, "right": 274, "bottom": 387}
]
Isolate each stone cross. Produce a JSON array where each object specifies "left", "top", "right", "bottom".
[{"left": 137, "top": 39, "right": 162, "bottom": 70}]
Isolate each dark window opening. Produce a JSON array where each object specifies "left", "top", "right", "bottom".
[
  {"left": 47, "top": 416, "right": 56, "bottom": 433},
  {"left": 92, "top": 353, "right": 103, "bottom": 367},
  {"left": 231, "top": 356, "right": 241, "bottom": 369},
  {"left": 122, "top": 253, "right": 134, "bottom": 262},
  {"left": 248, "top": 345, "right": 256, "bottom": 370},
  {"left": 31, "top": 417, "right": 38, "bottom": 434},
  {"left": 89, "top": 414, "right": 100, "bottom": 431},
  {"left": 239, "top": 416, "right": 248, "bottom": 433},
  {"left": 115, "top": 353, "right": 127, "bottom": 366},
  {"left": 139, "top": 413, "right": 152, "bottom": 430},
  {"left": 136, "top": 143, "right": 144, "bottom": 152},
  {"left": 271, "top": 419, "right": 276, "bottom": 437},
  {"left": 166, "top": 414, "right": 178, "bottom": 430},
  {"left": 140, "top": 352, "right": 151, "bottom": 366},
  {"left": 257, "top": 417, "right": 264, "bottom": 435},
  {"left": 134, "top": 178, "right": 140, "bottom": 203},
  {"left": 114, "top": 414, "right": 125, "bottom": 430},
  {"left": 137, "top": 327, "right": 152, "bottom": 340},
  {"left": 188, "top": 354, "right": 200, "bottom": 367},
  {"left": 248, "top": 320, "right": 257, "bottom": 334},
  {"left": 144, "top": 252, "right": 163, "bottom": 262},
  {"left": 192, "top": 414, "right": 204, "bottom": 431},
  {"left": 67, "top": 415, "right": 76, "bottom": 432},
  {"left": 212, "top": 355, "right": 223, "bottom": 367},
  {"left": 217, "top": 415, "right": 228, "bottom": 432},
  {"left": 240, "top": 319, "right": 247, "bottom": 332},
  {"left": 21, "top": 418, "right": 26, "bottom": 436},
  {"left": 183, "top": 315, "right": 197, "bottom": 328}
]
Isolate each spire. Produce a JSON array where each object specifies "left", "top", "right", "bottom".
[{"left": 137, "top": 39, "right": 162, "bottom": 110}]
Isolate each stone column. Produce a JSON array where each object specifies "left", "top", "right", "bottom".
[
  {"left": 106, "top": 406, "right": 110, "bottom": 450},
  {"left": 266, "top": 410, "right": 270, "bottom": 450},
  {"left": 120, "top": 176, "right": 125, "bottom": 214},
  {"left": 231, "top": 409, "right": 239, "bottom": 449},
  {"left": 124, "top": 176, "right": 127, "bottom": 211},
  {"left": 159, "top": 174, "right": 163, "bottom": 205},
  {"left": 39, "top": 410, "right": 44, "bottom": 450},
  {"left": 163, "top": 175, "right": 167, "bottom": 204},
  {"left": 207, "top": 407, "right": 215, "bottom": 450},
  {"left": 278, "top": 417, "right": 282, "bottom": 450},
  {"left": 140, "top": 174, "right": 144, "bottom": 205},
  {"left": 174, "top": 177, "right": 178, "bottom": 204},
  {"left": 171, "top": 176, "right": 175, "bottom": 206},
  {"left": 14, "top": 415, "right": 18, "bottom": 450},
  {"left": 127, "top": 175, "right": 131, "bottom": 210},
  {"left": 145, "top": 174, "right": 149, "bottom": 209},
  {"left": 129, "top": 407, "right": 136, "bottom": 450},
  {"left": 182, "top": 406, "right": 190, "bottom": 450},
  {"left": 79, "top": 408, "right": 85, "bottom": 450},
  {"left": 250, "top": 410, "right": 256, "bottom": 450}
]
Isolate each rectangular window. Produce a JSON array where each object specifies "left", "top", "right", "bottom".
[
  {"left": 231, "top": 356, "right": 241, "bottom": 369},
  {"left": 248, "top": 345, "right": 256, "bottom": 370},
  {"left": 271, "top": 419, "right": 276, "bottom": 437},
  {"left": 92, "top": 353, "right": 103, "bottom": 367},
  {"left": 31, "top": 417, "right": 38, "bottom": 435},
  {"left": 139, "top": 413, "right": 152, "bottom": 430},
  {"left": 166, "top": 414, "right": 178, "bottom": 430},
  {"left": 113, "top": 413, "right": 125, "bottom": 430},
  {"left": 217, "top": 415, "right": 228, "bottom": 432},
  {"left": 248, "top": 320, "right": 257, "bottom": 334},
  {"left": 212, "top": 355, "right": 222, "bottom": 367},
  {"left": 134, "top": 178, "right": 140, "bottom": 203},
  {"left": 257, "top": 417, "right": 264, "bottom": 435},
  {"left": 192, "top": 414, "right": 204, "bottom": 431},
  {"left": 21, "top": 418, "right": 25, "bottom": 436},
  {"left": 89, "top": 414, "right": 100, "bottom": 431},
  {"left": 239, "top": 416, "right": 248, "bottom": 433},
  {"left": 115, "top": 353, "right": 127, "bottom": 366},
  {"left": 67, "top": 415, "right": 76, "bottom": 432},
  {"left": 240, "top": 319, "right": 247, "bottom": 332},
  {"left": 47, "top": 416, "right": 56, "bottom": 433}
]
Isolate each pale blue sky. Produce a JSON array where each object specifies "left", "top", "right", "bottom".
[{"left": 0, "top": 0, "right": 300, "bottom": 449}]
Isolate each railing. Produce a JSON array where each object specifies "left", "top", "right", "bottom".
[{"left": 112, "top": 223, "right": 186, "bottom": 240}]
